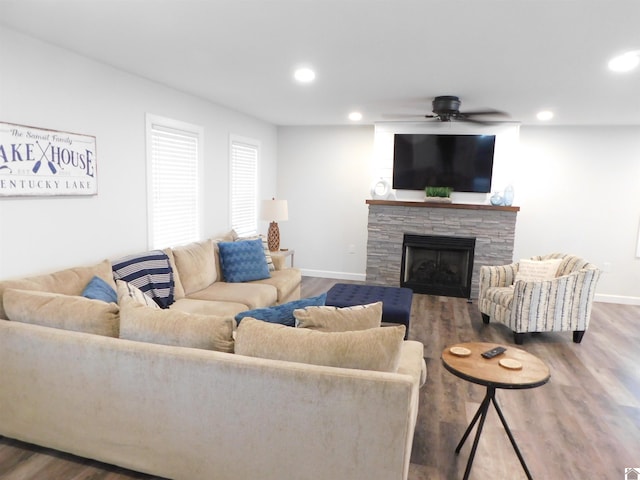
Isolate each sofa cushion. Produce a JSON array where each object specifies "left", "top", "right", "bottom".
[
  {"left": 163, "top": 248, "right": 186, "bottom": 300},
  {"left": 235, "top": 293, "right": 327, "bottom": 327},
  {"left": 3, "top": 288, "right": 120, "bottom": 337},
  {"left": 218, "top": 239, "right": 270, "bottom": 283},
  {"left": 235, "top": 318, "right": 405, "bottom": 372},
  {"left": 119, "top": 294, "right": 235, "bottom": 353},
  {"left": 171, "top": 239, "right": 217, "bottom": 295},
  {"left": 0, "top": 259, "right": 115, "bottom": 319},
  {"left": 515, "top": 258, "right": 563, "bottom": 283},
  {"left": 116, "top": 280, "right": 160, "bottom": 309},
  {"left": 249, "top": 269, "right": 302, "bottom": 304},
  {"left": 186, "top": 281, "right": 277, "bottom": 310},
  {"left": 82, "top": 275, "right": 118, "bottom": 303},
  {"left": 112, "top": 250, "right": 175, "bottom": 308},
  {"left": 294, "top": 301, "right": 382, "bottom": 332},
  {"left": 170, "top": 298, "right": 248, "bottom": 317}
]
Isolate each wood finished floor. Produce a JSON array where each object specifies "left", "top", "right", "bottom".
[{"left": 1, "top": 276, "right": 639, "bottom": 480}]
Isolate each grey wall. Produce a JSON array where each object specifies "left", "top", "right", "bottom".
[
  {"left": 2, "top": 25, "right": 638, "bottom": 303},
  {"left": 277, "top": 124, "right": 640, "bottom": 303},
  {"left": 0, "top": 27, "right": 278, "bottom": 279}
]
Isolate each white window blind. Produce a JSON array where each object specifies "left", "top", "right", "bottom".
[
  {"left": 230, "top": 138, "right": 259, "bottom": 237},
  {"left": 147, "top": 116, "right": 202, "bottom": 249}
]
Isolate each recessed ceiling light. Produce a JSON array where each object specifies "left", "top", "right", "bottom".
[
  {"left": 537, "top": 110, "right": 554, "bottom": 121},
  {"left": 608, "top": 51, "right": 640, "bottom": 72},
  {"left": 348, "top": 112, "right": 363, "bottom": 121},
  {"left": 294, "top": 67, "right": 315, "bottom": 83}
]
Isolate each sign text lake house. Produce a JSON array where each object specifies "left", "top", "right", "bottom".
[{"left": 0, "top": 122, "right": 97, "bottom": 196}]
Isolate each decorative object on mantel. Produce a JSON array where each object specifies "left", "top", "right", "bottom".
[
  {"left": 490, "top": 192, "right": 504, "bottom": 206},
  {"left": 425, "top": 186, "right": 453, "bottom": 203},
  {"left": 502, "top": 184, "right": 515, "bottom": 206},
  {"left": 370, "top": 178, "right": 394, "bottom": 200},
  {"left": 0, "top": 121, "right": 97, "bottom": 197},
  {"left": 261, "top": 198, "right": 288, "bottom": 251},
  {"left": 489, "top": 185, "right": 515, "bottom": 207}
]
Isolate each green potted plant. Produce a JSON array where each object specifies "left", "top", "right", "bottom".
[{"left": 425, "top": 186, "right": 453, "bottom": 202}]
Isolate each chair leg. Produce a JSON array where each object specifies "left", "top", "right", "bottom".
[
  {"left": 513, "top": 332, "right": 525, "bottom": 345},
  {"left": 573, "top": 330, "right": 585, "bottom": 343},
  {"left": 481, "top": 313, "right": 490, "bottom": 324}
]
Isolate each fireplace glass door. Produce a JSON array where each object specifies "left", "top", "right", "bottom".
[{"left": 401, "top": 234, "right": 476, "bottom": 298}]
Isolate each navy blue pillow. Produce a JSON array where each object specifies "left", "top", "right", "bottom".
[
  {"left": 219, "top": 239, "right": 271, "bottom": 283},
  {"left": 82, "top": 276, "right": 117, "bottom": 303},
  {"left": 235, "top": 293, "right": 327, "bottom": 327}
]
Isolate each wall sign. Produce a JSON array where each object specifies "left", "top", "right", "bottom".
[{"left": 0, "top": 122, "right": 97, "bottom": 196}]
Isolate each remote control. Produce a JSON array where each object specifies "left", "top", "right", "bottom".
[{"left": 481, "top": 346, "right": 506, "bottom": 359}]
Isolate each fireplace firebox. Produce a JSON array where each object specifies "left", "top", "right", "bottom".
[{"left": 400, "top": 234, "right": 476, "bottom": 298}]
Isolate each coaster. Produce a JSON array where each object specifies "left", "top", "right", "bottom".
[
  {"left": 499, "top": 358, "right": 523, "bottom": 370},
  {"left": 449, "top": 346, "right": 471, "bottom": 357}
]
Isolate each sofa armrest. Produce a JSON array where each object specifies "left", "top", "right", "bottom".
[
  {"left": 271, "top": 254, "right": 286, "bottom": 271},
  {"left": 396, "top": 340, "right": 427, "bottom": 388}
]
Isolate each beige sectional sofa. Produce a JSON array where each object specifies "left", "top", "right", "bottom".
[{"left": 0, "top": 234, "right": 426, "bottom": 480}]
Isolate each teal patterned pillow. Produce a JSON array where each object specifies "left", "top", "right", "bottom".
[{"left": 218, "top": 239, "right": 271, "bottom": 283}]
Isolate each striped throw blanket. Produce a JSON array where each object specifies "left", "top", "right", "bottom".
[{"left": 112, "top": 250, "right": 174, "bottom": 308}]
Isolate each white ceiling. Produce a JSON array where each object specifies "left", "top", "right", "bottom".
[{"left": 1, "top": 0, "right": 639, "bottom": 126}]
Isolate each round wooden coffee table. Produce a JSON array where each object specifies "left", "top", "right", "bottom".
[{"left": 442, "top": 342, "right": 550, "bottom": 480}]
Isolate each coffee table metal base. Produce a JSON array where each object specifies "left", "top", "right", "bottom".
[{"left": 456, "top": 385, "right": 533, "bottom": 480}]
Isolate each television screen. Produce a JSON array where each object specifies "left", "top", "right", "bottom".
[{"left": 392, "top": 134, "right": 496, "bottom": 193}]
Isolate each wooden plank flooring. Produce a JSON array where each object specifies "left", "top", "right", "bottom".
[{"left": 1, "top": 276, "right": 639, "bottom": 479}]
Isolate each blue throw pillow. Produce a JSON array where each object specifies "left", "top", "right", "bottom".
[
  {"left": 218, "top": 239, "right": 271, "bottom": 283},
  {"left": 235, "top": 293, "right": 327, "bottom": 327},
  {"left": 82, "top": 276, "right": 118, "bottom": 303}
]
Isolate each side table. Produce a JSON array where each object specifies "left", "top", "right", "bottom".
[{"left": 441, "top": 342, "right": 550, "bottom": 480}]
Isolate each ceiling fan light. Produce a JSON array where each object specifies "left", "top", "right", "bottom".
[{"left": 608, "top": 51, "right": 640, "bottom": 72}]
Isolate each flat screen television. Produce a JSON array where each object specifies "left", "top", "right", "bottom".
[{"left": 392, "top": 134, "right": 496, "bottom": 193}]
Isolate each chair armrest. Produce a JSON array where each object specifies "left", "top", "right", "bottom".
[
  {"left": 509, "top": 268, "right": 601, "bottom": 331},
  {"left": 479, "top": 262, "right": 517, "bottom": 299}
]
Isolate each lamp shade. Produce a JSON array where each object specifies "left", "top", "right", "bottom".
[{"left": 261, "top": 199, "right": 288, "bottom": 222}]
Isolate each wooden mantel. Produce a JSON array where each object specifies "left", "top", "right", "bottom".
[{"left": 365, "top": 199, "right": 520, "bottom": 212}]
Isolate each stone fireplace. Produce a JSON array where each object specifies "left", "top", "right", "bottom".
[{"left": 365, "top": 200, "right": 519, "bottom": 299}]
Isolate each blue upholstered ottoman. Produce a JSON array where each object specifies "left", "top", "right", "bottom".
[{"left": 325, "top": 283, "right": 413, "bottom": 339}]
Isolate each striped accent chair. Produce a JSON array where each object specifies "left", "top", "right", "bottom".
[{"left": 478, "top": 253, "right": 601, "bottom": 344}]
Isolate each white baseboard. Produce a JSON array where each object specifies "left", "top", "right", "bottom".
[
  {"left": 299, "top": 269, "right": 366, "bottom": 282},
  {"left": 299, "top": 273, "right": 640, "bottom": 305},
  {"left": 594, "top": 294, "right": 640, "bottom": 306}
]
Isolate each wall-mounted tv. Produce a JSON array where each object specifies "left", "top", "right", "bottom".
[{"left": 392, "top": 134, "right": 496, "bottom": 193}]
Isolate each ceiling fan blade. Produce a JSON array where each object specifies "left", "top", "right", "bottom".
[
  {"left": 461, "top": 109, "right": 509, "bottom": 117},
  {"left": 456, "top": 115, "right": 510, "bottom": 125},
  {"left": 381, "top": 113, "right": 437, "bottom": 120}
]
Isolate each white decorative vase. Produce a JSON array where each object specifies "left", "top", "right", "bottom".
[{"left": 503, "top": 185, "right": 515, "bottom": 206}]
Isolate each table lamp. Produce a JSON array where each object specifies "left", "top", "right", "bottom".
[{"left": 261, "top": 198, "right": 288, "bottom": 251}]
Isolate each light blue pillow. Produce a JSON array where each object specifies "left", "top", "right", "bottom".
[
  {"left": 218, "top": 238, "right": 271, "bottom": 283},
  {"left": 235, "top": 293, "right": 327, "bottom": 327},
  {"left": 82, "top": 276, "right": 117, "bottom": 303}
]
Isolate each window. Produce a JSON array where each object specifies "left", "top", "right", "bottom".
[
  {"left": 229, "top": 136, "right": 259, "bottom": 237},
  {"left": 146, "top": 114, "right": 203, "bottom": 249}
]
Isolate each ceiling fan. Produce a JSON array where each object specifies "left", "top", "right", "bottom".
[{"left": 385, "top": 95, "right": 509, "bottom": 124}]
